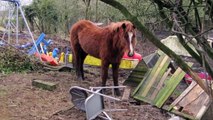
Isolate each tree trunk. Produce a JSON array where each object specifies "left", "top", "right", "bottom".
[
  {"left": 95, "top": 0, "right": 98, "bottom": 22},
  {"left": 84, "top": 0, "right": 91, "bottom": 19}
]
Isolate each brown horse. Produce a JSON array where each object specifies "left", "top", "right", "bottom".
[{"left": 70, "top": 20, "right": 136, "bottom": 95}]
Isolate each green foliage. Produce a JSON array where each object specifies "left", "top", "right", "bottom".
[
  {"left": 54, "top": 0, "right": 84, "bottom": 35},
  {"left": 25, "top": 0, "right": 59, "bottom": 33},
  {"left": 0, "top": 46, "right": 34, "bottom": 74},
  {"left": 23, "top": 0, "right": 164, "bottom": 36},
  {"left": 22, "top": 0, "right": 210, "bottom": 36}
]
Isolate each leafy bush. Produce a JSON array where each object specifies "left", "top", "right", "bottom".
[{"left": 0, "top": 46, "right": 39, "bottom": 73}]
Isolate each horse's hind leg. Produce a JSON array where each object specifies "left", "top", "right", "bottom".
[
  {"left": 72, "top": 43, "right": 84, "bottom": 80},
  {"left": 79, "top": 49, "right": 87, "bottom": 80},
  {"left": 112, "top": 63, "right": 121, "bottom": 96}
]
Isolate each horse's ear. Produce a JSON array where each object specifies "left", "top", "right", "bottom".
[
  {"left": 116, "top": 23, "right": 126, "bottom": 32},
  {"left": 122, "top": 23, "right": 126, "bottom": 30}
]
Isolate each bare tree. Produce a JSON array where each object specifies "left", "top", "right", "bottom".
[{"left": 82, "top": 0, "right": 91, "bottom": 19}]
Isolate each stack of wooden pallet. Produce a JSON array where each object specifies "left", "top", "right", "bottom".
[{"left": 129, "top": 53, "right": 211, "bottom": 119}]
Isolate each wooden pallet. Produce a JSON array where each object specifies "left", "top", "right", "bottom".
[
  {"left": 132, "top": 54, "right": 171, "bottom": 104},
  {"left": 130, "top": 52, "right": 213, "bottom": 119},
  {"left": 127, "top": 51, "right": 212, "bottom": 119},
  {"left": 123, "top": 59, "right": 148, "bottom": 87},
  {"left": 167, "top": 81, "right": 211, "bottom": 120},
  {"left": 132, "top": 53, "right": 193, "bottom": 107}
]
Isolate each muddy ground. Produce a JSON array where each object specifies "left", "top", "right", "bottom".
[{"left": 0, "top": 32, "right": 174, "bottom": 120}]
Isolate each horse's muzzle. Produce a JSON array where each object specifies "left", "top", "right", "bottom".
[{"left": 128, "top": 51, "right": 134, "bottom": 57}]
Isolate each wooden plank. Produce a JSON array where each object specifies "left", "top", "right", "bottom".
[
  {"left": 123, "top": 60, "right": 148, "bottom": 85},
  {"left": 122, "top": 86, "right": 131, "bottom": 101},
  {"left": 134, "top": 54, "right": 166, "bottom": 96},
  {"left": 129, "top": 74, "right": 145, "bottom": 79},
  {"left": 129, "top": 77, "right": 144, "bottom": 82},
  {"left": 150, "top": 68, "right": 171, "bottom": 100},
  {"left": 181, "top": 90, "right": 209, "bottom": 117},
  {"left": 132, "top": 70, "right": 151, "bottom": 97},
  {"left": 154, "top": 67, "right": 184, "bottom": 107},
  {"left": 141, "top": 55, "right": 170, "bottom": 97},
  {"left": 129, "top": 73, "right": 146, "bottom": 79},
  {"left": 179, "top": 84, "right": 210, "bottom": 118},
  {"left": 154, "top": 63, "right": 193, "bottom": 108},
  {"left": 133, "top": 95, "right": 153, "bottom": 104},
  {"left": 178, "top": 84, "right": 204, "bottom": 107},
  {"left": 124, "top": 68, "right": 150, "bottom": 87},
  {"left": 171, "top": 109, "right": 195, "bottom": 120},
  {"left": 127, "top": 77, "right": 143, "bottom": 83},
  {"left": 168, "top": 81, "right": 197, "bottom": 111},
  {"left": 132, "top": 54, "right": 171, "bottom": 102},
  {"left": 132, "top": 54, "right": 170, "bottom": 101},
  {"left": 132, "top": 66, "right": 148, "bottom": 72},
  {"left": 169, "top": 83, "right": 211, "bottom": 119},
  {"left": 124, "top": 70, "right": 147, "bottom": 84},
  {"left": 132, "top": 70, "right": 147, "bottom": 75},
  {"left": 32, "top": 80, "right": 58, "bottom": 91},
  {"left": 136, "top": 59, "right": 148, "bottom": 67}
]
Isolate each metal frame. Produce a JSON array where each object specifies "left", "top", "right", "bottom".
[
  {"left": 1, "top": 0, "right": 40, "bottom": 56},
  {"left": 70, "top": 86, "right": 127, "bottom": 120}
]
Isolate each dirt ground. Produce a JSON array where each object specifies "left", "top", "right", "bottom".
[{"left": 0, "top": 32, "right": 173, "bottom": 120}]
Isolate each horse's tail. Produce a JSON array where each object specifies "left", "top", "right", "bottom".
[{"left": 70, "top": 24, "right": 79, "bottom": 69}]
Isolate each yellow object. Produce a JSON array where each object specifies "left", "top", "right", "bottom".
[
  {"left": 48, "top": 52, "right": 52, "bottom": 57},
  {"left": 59, "top": 52, "right": 65, "bottom": 63},
  {"left": 68, "top": 54, "right": 139, "bottom": 69},
  {"left": 68, "top": 54, "right": 72, "bottom": 62}
]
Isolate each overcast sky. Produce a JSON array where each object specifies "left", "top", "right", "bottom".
[
  {"left": 0, "top": 0, "right": 33, "bottom": 6},
  {"left": 0, "top": 0, "right": 33, "bottom": 11},
  {"left": 21, "top": 0, "right": 33, "bottom": 5}
]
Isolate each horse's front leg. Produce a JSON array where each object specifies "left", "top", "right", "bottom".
[
  {"left": 112, "top": 63, "right": 121, "bottom": 96},
  {"left": 101, "top": 61, "right": 109, "bottom": 92}
]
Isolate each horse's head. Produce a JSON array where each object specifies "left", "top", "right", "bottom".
[{"left": 114, "top": 21, "right": 137, "bottom": 57}]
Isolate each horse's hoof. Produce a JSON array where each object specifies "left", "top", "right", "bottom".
[
  {"left": 100, "top": 89, "right": 106, "bottom": 94},
  {"left": 115, "top": 89, "right": 121, "bottom": 96},
  {"left": 77, "top": 77, "right": 84, "bottom": 81}
]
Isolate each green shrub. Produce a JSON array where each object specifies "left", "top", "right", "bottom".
[{"left": 0, "top": 46, "right": 38, "bottom": 73}]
